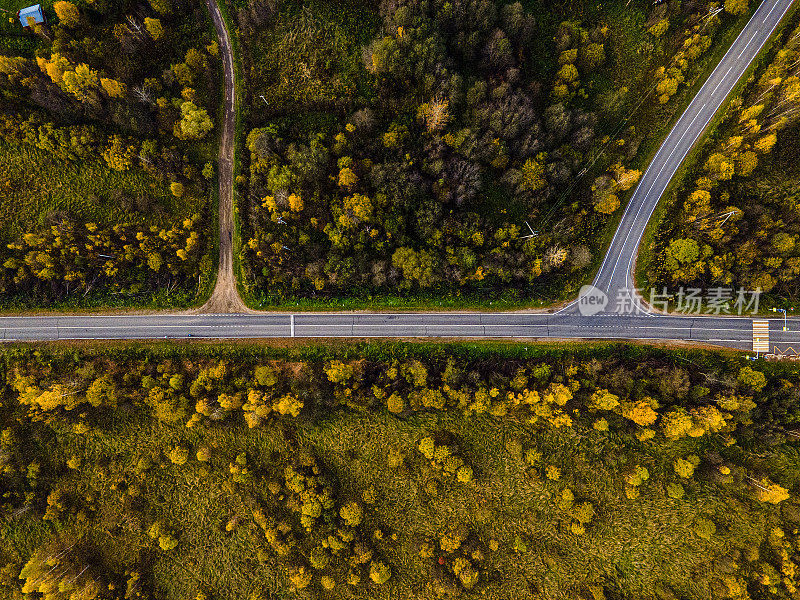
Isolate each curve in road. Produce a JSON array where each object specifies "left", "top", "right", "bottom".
[
  {"left": 561, "top": 0, "right": 796, "bottom": 315},
  {"left": 0, "top": 0, "right": 797, "bottom": 349}
]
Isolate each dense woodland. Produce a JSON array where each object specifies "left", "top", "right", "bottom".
[
  {"left": 0, "top": 0, "right": 220, "bottom": 306},
  {"left": 0, "top": 342, "right": 799, "bottom": 598},
  {"left": 231, "top": 0, "right": 757, "bottom": 305},
  {"left": 649, "top": 17, "right": 800, "bottom": 306}
]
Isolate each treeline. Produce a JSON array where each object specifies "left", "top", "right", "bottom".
[
  {"left": 235, "top": 0, "right": 752, "bottom": 303},
  {"left": 0, "top": 0, "right": 218, "bottom": 144},
  {"left": 0, "top": 112, "right": 208, "bottom": 186},
  {"left": 0, "top": 214, "right": 205, "bottom": 302},
  {"left": 650, "top": 18, "right": 800, "bottom": 301}
]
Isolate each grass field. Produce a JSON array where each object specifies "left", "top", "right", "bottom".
[
  {"left": 0, "top": 141, "right": 203, "bottom": 239},
  {"left": 0, "top": 342, "right": 798, "bottom": 599}
]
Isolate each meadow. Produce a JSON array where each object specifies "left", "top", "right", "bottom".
[
  {"left": 0, "top": 341, "right": 799, "bottom": 599},
  {"left": 0, "top": 141, "right": 194, "bottom": 239},
  {"left": 0, "top": 0, "right": 221, "bottom": 307}
]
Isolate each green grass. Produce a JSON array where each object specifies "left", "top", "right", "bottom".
[
  {"left": 243, "top": 0, "right": 377, "bottom": 119},
  {"left": 0, "top": 141, "right": 193, "bottom": 238},
  {"left": 0, "top": 341, "right": 797, "bottom": 599}
]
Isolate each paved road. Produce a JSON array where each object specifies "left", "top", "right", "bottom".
[
  {"left": 1, "top": 312, "right": 799, "bottom": 353},
  {"left": 0, "top": 0, "right": 796, "bottom": 350},
  {"left": 560, "top": 0, "right": 796, "bottom": 315}
]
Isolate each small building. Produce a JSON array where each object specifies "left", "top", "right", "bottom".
[{"left": 18, "top": 4, "right": 46, "bottom": 28}]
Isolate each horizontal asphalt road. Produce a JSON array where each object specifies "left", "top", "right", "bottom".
[
  {"left": 0, "top": 0, "right": 796, "bottom": 351},
  {"left": 1, "top": 313, "right": 800, "bottom": 352}
]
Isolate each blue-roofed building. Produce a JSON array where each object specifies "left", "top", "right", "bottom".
[{"left": 18, "top": 4, "right": 46, "bottom": 28}]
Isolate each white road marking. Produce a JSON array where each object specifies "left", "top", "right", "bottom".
[{"left": 711, "top": 66, "right": 734, "bottom": 95}]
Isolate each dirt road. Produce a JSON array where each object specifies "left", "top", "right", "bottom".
[{"left": 199, "top": 0, "right": 249, "bottom": 313}]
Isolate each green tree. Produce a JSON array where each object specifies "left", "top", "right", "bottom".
[
  {"left": 169, "top": 446, "right": 189, "bottom": 465},
  {"left": 693, "top": 517, "right": 716, "bottom": 540},
  {"left": 520, "top": 154, "right": 547, "bottom": 192},
  {"left": 594, "top": 193, "right": 619, "bottom": 215},
  {"left": 725, "top": 0, "right": 749, "bottom": 15},
  {"left": 662, "top": 408, "right": 693, "bottom": 440},
  {"left": 392, "top": 247, "right": 435, "bottom": 287},
  {"left": 581, "top": 43, "right": 605, "bottom": 70},
  {"left": 665, "top": 238, "right": 699, "bottom": 270},
  {"left": 149, "top": 0, "right": 172, "bottom": 15},
  {"left": 369, "top": 561, "right": 391, "bottom": 585},
  {"left": 387, "top": 392, "right": 404, "bottom": 413},
  {"left": 674, "top": 457, "right": 697, "bottom": 479},
  {"left": 456, "top": 465, "right": 474, "bottom": 483},
  {"left": 738, "top": 366, "right": 766, "bottom": 392},
  {"left": 86, "top": 375, "right": 118, "bottom": 408},
  {"left": 752, "top": 478, "right": 790, "bottom": 504},
  {"left": 340, "top": 502, "right": 363, "bottom": 527},
  {"left": 254, "top": 365, "right": 278, "bottom": 386},
  {"left": 418, "top": 437, "right": 436, "bottom": 460},
  {"left": 589, "top": 389, "right": 619, "bottom": 411},
  {"left": 174, "top": 102, "right": 213, "bottom": 140}
]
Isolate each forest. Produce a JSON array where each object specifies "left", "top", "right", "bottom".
[
  {"left": 229, "top": 0, "right": 759, "bottom": 306},
  {"left": 0, "top": 0, "right": 221, "bottom": 307},
  {"left": 1, "top": 341, "right": 800, "bottom": 599},
  {"left": 648, "top": 15, "right": 800, "bottom": 308}
]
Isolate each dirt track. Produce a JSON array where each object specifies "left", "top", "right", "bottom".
[{"left": 198, "top": 0, "right": 250, "bottom": 314}]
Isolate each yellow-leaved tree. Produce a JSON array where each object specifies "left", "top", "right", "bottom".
[{"left": 54, "top": 1, "right": 80, "bottom": 27}]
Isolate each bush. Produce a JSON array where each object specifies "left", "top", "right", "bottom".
[{"left": 169, "top": 446, "right": 190, "bottom": 465}]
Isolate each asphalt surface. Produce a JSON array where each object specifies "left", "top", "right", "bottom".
[
  {"left": 0, "top": 0, "right": 797, "bottom": 351},
  {"left": 0, "top": 313, "right": 799, "bottom": 352},
  {"left": 560, "top": 0, "right": 797, "bottom": 316}
]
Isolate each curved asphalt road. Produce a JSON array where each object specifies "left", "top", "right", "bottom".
[
  {"left": 0, "top": 0, "right": 797, "bottom": 351},
  {"left": 560, "top": 0, "right": 796, "bottom": 315}
]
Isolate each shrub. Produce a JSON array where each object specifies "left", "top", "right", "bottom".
[
  {"left": 456, "top": 465, "right": 473, "bottom": 483},
  {"left": 159, "top": 534, "right": 178, "bottom": 551},
  {"left": 54, "top": 1, "right": 80, "bottom": 27},
  {"left": 693, "top": 517, "right": 716, "bottom": 540},
  {"left": 369, "top": 561, "right": 391, "bottom": 585},
  {"left": 340, "top": 502, "right": 363, "bottom": 527},
  {"left": 545, "top": 465, "right": 561, "bottom": 481},
  {"left": 169, "top": 446, "right": 189, "bottom": 465},
  {"left": 674, "top": 457, "right": 698, "bottom": 479}
]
